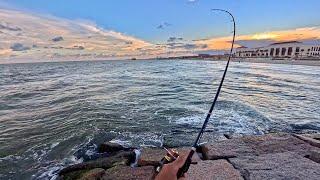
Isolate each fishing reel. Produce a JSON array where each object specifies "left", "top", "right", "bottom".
[
  {"left": 155, "top": 147, "right": 200, "bottom": 175},
  {"left": 155, "top": 148, "right": 179, "bottom": 173}
]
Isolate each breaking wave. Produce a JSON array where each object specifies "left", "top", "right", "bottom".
[{"left": 0, "top": 60, "right": 319, "bottom": 179}]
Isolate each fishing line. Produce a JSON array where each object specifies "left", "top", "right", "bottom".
[{"left": 177, "top": 9, "right": 236, "bottom": 177}]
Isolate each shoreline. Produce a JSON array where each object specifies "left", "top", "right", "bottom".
[
  {"left": 57, "top": 132, "right": 320, "bottom": 180},
  {"left": 230, "top": 58, "right": 320, "bottom": 66},
  {"left": 1, "top": 58, "right": 320, "bottom": 66},
  {"left": 166, "top": 58, "right": 320, "bottom": 67}
]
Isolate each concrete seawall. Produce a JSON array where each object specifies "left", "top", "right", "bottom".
[{"left": 58, "top": 133, "right": 320, "bottom": 180}]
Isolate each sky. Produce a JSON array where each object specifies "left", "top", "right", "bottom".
[{"left": 0, "top": 0, "right": 320, "bottom": 62}]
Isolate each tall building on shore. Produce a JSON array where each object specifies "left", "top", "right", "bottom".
[{"left": 235, "top": 41, "right": 320, "bottom": 59}]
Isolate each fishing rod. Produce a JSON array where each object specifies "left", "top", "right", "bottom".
[{"left": 176, "top": 9, "right": 236, "bottom": 177}]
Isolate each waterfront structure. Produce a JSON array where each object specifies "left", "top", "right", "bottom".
[{"left": 235, "top": 41, "right": 320, "bottom": 59}]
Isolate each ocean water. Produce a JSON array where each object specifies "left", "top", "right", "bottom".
[{"left": 0, "top": 60, "right": 319, "bottom": 179}]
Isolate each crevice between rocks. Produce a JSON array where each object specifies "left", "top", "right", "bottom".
[
  {"left": 197, "top": 144, "right": 236, "bottom": 161},
  {"left": 226, "top": 158, "right": 250, "bottom": 180},
  {"left": 305, "top": 153, "right": 320, "bottom": 164},
  {"left": 223, "top": 134, "right": 232, "bottom": 139}
]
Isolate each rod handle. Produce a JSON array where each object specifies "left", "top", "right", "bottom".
[{"left": 177, "top": 150, "right": 194, "bottom": 178}]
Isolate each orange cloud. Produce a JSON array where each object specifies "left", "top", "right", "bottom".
[
  {"left": 1, "top": 7, "right": 320, "bottom": 62},
  {"left": 0, "top": 49, "right": 12, "bottom": 57},
  {"left": 196, "top": 26, "right": 320, "bottom": 50}
]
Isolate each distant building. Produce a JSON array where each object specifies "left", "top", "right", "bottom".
[
  {"left": 235, "top": 41, "right": 320, "bottom": 59},
  {"left": 198, "top": 54, "right": 212, "bottom": 58}
]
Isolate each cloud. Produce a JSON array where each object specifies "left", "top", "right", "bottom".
[
  {"left": 52, "top": 36, "right": 64, "bottom": 42},
  {"left": 167, "top": 37, "right": 184, "bottom": 42},
  {"left": 157, "top": 22, "right": 172, "bottom": 29},
  {"left": 0, "top": 8, "right": 160, "bottom": 61},
  {"left": 192, "top": 38, "right": 209, "bottom": 42},
  {"left": 199, "top": 44, "right": 208, "bottom": 49},
  {"left": 187, "top": 0, "right": 199, "bottom": 4},
  {"left": 159, "top": 26, "right": 320, "bottom": 55},
  {"left": 10, "top": 43, "right": 30, "bottom": 51},
  {"left": 0, "top": 22, "right": 21, "bottom": 31},
  {"left": 165, "top": 42, "right": 208, "bottom": 51},
  {"left": 167, "top": 42, "right": 195, "bottom": 49},
  {"left": 194, "top": 26, "right": 320, "bottom": 50},
  {"left": 1, "top": 7, "right": 319, "bottom": 62},
  {"left": 234, "top": 39, "right": 276, "bottom": 48}
]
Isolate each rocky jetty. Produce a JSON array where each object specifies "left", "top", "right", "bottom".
[{"left": 58, "top": 133, "right": 320, "bottom": 180}]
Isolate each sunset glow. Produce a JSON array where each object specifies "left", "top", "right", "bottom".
[
  {"left": 195, "top": 27, "right": 320, "bottom": 50},
  {"left": 0, "top": 0, "right": 319, "bottom": 62}
]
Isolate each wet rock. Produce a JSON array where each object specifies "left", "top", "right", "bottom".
[
  {"left": 59, "top": 168, "right": 106, "bottom": 180},
  {"left": 59, "top": 151, "right": 135, "bottom": 176},
  {"left": 98, "top": 142, "right": 127, "bottom": 153},
  {"left": 187, "top": 160, "right": 243, "bottom": 180},
  {"left": 103, "top": 166, "right": 155, "bottom": 180},
  {"left": 59, "top": 133, "right": 320, "bottom": 180},
  {"left": 58, "top": 169, "right": 89, "bottom": 180},
  {"left": 79, "top": 168, "right": 106, "bottom": 180},
  {"left": 229, "top": 152, "right": 320, "bottom": 180}
]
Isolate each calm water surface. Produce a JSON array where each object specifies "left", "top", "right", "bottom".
[{"left": 0, "top": 60, "right": 319, "bottom": 179}]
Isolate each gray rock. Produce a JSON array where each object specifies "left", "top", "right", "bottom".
[
  {"left": 299, "top": 133, "right": 320, "bottom": 141},
  {"left": 242, "top": 133, "right": 316, "bottom": 156},
  {"left": 308, "top": 150, "right": 320, "bottom": 163},
  {"left": 309, "top": 133, "right": 320, "bottom": 141},
  {"left": 229, "top": 152, "right": 320, "bottom": 180},
  {"left": 187, "top": 160, "right": 243, "bottom": 180},
  {"left": 204, "top": 133, "right": 317, "bottom": 160},
  {"left": 202, "top": 138, "right": 254, "bottom": 160},
  {"left": 58, "top": 169, "right": 89, "bottom": 180},
  {"left": 293, "top": 134, "right": 320, "bottom": 148},
  {"left": 59, "top": 151, "right": 135, "bottom": 176},
  {"left": 59, "top": 133, "right": 320, "bottom": 180},
  {"left": 103, "top": 166, "right": 155, "bottom": 180},
  {"left": 98, "top": 142, "right": 127, "bottom": 153},
  {"left": 138, "top": 148, "right": 166, "bottom": 166},
  {"left": 177, "top": 147, "right": 202, "bottom": 162}
]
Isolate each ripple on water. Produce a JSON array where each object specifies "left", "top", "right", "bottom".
[
  {"left": 0, "top": 60, "right": 319, "bottom": 179},
  {"left": 174, "top": 100, "right": 282, "bottom": 135}
]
